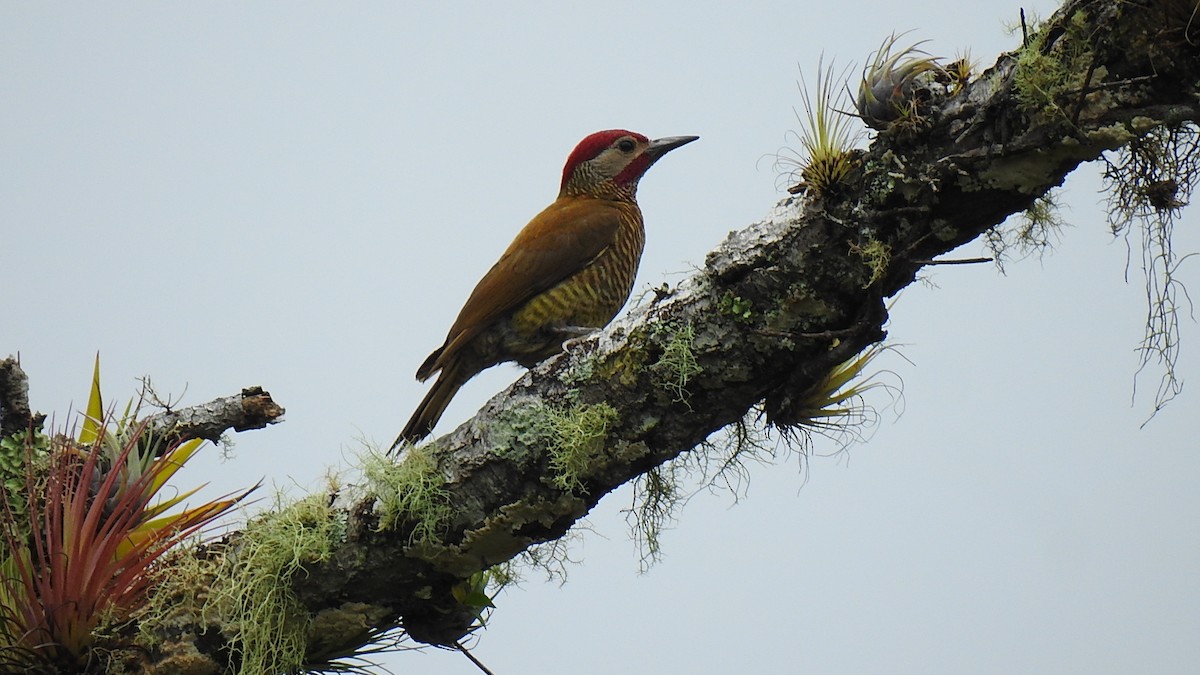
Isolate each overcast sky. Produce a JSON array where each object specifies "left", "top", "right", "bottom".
[{"left": 3, "top": 2, "right": 1198, "bottom": 673}]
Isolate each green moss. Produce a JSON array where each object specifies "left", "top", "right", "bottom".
[
  {"left": 134, "top": 545, "right": 221, "bottom": 654},
  {"left": 541, "top": 401, "right": 619, "bottom": 494},
  {"left": 628, "top": 463, "right": 683, "bottom": 572},
  {"left": 515, "top": 534, "right": 580, "bottom": 585},
  {"left": 985, "top": 189, "right": 1066, "bottom": 268},
  {"left": 561, "top": 320, "right": 690, "bottom": 393},
  {"left": 486, "top": 560, "right": 519, "bottom": 589},
  {"left": 650, "top": 322, "right": 703, "bottom": 403},
  {"left": 1012, "top": 11, "right": 1094, "bottom": 117},
  {"left": 1101, "top": 124, "right": 1200, "bottom": 418},
  {"left": 207, "top": 495, "right": 346, "bottom": 675},
  {"left": 0, "top": 429, "right": 49, "bottom": 529},
  {"left": 718, "top": 292, "right": 754, "bottom": 322},
  {"left": 850, "top": 237, "right": 892, "bottom": 288},
  {"left": 363, "top": 446, "right": 451, "bottom": 545},
  {"left": 592, "top": 342, "right": 650, "bottom": 388},
  {"left": 1023, "top": 191, "right": 1065, "bottom": 231},
  {"left": 553, "top": 324, "right": 654, "bottom": 389}
]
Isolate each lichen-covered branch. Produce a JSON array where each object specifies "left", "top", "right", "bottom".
[
  {"left": 0, "top": 357, "right": 36, "bottom": 438},
  {"left": 0, "top": 355, "right": 285, "bottom": 456},
  {"left": 0, "top": 356, "right": 285, "bottom": 449},
  {"left": 142, "top": 386, "right": 286, "bottom": 448},
  {"left": 78, "top": 1, "right": 1200, "bottom": 671}
]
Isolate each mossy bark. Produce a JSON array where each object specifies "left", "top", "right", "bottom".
[
  {"left": 10, "top": 1, "right": 1199, "bottom": 671},
  {"left": 290, "top": 0, "right": 1200, "bottom": 657}
]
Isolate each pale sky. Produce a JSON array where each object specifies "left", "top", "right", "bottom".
[{"left": 3, "top": 2, "right": 1198, "bottom": 674}]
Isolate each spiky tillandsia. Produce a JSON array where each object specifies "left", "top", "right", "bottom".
[
  {"left": 769, "top": 342, "right": 899, "bottom": 433},
  {"left": 779, "top": 56, "right": 863, "bottom": 196},
  {"left": 75, "top": 356, "right": 252, "bottom": 557},
  {"left": 943, "top": 49, "right": 978, "bottom": 95},
  {"left": 856, "top": 32, "right": 945, "bottom": 131},
  {"left": 0, "top": 358, "right": 253, "bottom": 671}
]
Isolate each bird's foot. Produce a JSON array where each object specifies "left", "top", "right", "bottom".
[
  {"left": 559, "top": 325, "right": 600, "bottom": 350},
  {"left": 558, "top": 325, "right": 598, "bottom": 338}
]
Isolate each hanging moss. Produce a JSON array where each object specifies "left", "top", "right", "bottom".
[
  {"left": 363, "top": 447, "right": 452, "bottom": 545},
  {"left": 540, "top": 401, "right": 619, "bottom": 494},
  {"left": 650, "top": 322, "right": 703, "bottom": 404},
  {"left": 205, "top": 495, "right": 346, "bottom": 675}
]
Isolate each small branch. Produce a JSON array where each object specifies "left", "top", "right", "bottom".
[
  {"left": 911, "top": 257, "right": 994, "bottom": 265},
  {"left": 456, "top": 642, "right": 497, "bottom": 675},
  {"left": 1072, "top": 54, "right": 1101, "bottom": 127},
  {"left": 0, "top": 354, "right": 285, "bottom": 452},
  {"left": 756, "top": 326, "right": 872, "bottom": 341},
  {"left": 144, "top": 386, "right": 286, "bottom": 449}
]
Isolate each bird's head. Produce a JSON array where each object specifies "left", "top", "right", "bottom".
[{"left": 560, "top": 129, "right": 698, "bottom": 198}]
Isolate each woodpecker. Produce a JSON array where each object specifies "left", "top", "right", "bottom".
[{"left": 394, "top": 130, "right": 698, "bottom": 448}]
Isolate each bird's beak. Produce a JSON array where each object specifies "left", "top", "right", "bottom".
[{"left": 645, "top": 135, "right": 699, "bottom": 158}]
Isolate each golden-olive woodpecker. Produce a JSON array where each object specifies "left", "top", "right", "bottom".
[{"left": 394, "top": 129, "right": 698, "bottom": 448}]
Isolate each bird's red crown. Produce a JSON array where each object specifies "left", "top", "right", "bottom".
[{"left": 561, "top": 129, "right": 649, "bottom": 188}]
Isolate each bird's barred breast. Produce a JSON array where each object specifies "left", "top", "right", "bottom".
[{"left": 510, "top": 209, "right": 645, "bottom": 339}]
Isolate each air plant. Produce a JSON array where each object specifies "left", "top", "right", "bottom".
[
  {"left": 856, "top": 33, "right": 945, "bottom": 131},
  {"left": 943, "top": 49, "right": 978, "bottom": 95},
  {"left": 775, "top": 343, "right": 897, "bottom": 431},
  {"left": 779, "top": 56, "right": 863, "bottom": 196},
  {"left": 0, "top": 358, "right": 252, "bottom": 671}
]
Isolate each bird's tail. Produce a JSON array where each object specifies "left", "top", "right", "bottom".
[{"left": 391, "top": 360, "right": 467, "bottom": 452}]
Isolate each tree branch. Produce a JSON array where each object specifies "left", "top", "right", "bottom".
[
  {"left": 88, "top": 1, "right": 1200, "bottom": 670},
  {"left": 0, "top": 355, "right": 285, "bottom": 449},
  {"left": 142, "top": 386, "right": 286, "bottom": 448}
]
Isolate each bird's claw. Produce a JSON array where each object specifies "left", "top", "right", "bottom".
[{"left": 560, "top": 325, "right": 600, "bottom": 350}]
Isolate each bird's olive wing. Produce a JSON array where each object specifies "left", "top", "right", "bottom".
[{"left": 433, "top": 198, "right": 623, "bottom": 369}]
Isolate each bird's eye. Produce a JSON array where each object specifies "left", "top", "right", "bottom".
[{"left": 616, "top": 138, "right": 637, "bottom": 153}]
